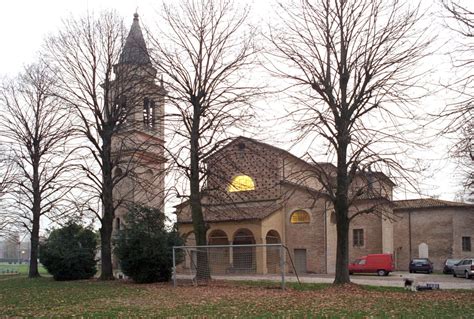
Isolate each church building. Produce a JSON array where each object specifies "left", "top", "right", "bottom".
[
  {"left": 112, "top": 14, "right": 473, "bottom": 276},
  {"left": 110, "top": 13, "right": 166, "bottom": 236},
  {"left": 175, "top": 137, "right": 474, "bottom": 273},
  {"left": 176, "top": 137, "right": 395, "bottom": 274}
]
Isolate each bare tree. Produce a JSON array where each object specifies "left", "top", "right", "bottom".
[
  {"left": 454, "top": 122, "right": 474, "bottom": 196},
  {"left": 441, "top": 0, "right": 473, "bottom": 197},
  {"left": 270, "top": 0, "right": 431, "bottom": 284},
  {"left": 0, "top": 147, "right": 16, "bottom": 236},
  {"left": 148, "top": 0, "right": 261, "bottom": 280},
  {"left": 45, "top": 11, "right": 166, "bottom": 280},
  {"left": 0, "top": 62, "right": 73, "bottom": 278}
]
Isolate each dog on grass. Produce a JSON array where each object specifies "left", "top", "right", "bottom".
[{"left": 404, "top": 278, "right": 417, "bottom": 291}]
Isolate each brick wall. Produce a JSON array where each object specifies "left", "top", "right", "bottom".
[
  {"left": 452, "top": 210, "right": 474, "bottom": 259},
  {"left": 349, "top": 210, "right": 383, "bottom": 261},
  {"left": 283, "top": 187, "right": 327, "bottom": 273},
  {"left": 206, "top": 139, "right": 282, "bottom": 204},
  {"left": 393, "top": 208, "right": 461, "bottom": 271}
]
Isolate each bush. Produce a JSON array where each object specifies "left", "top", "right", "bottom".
[
  {"left": 114, "top": 205, "right": 184, "bottom": 283},
  {"left": 40, "top": 223, "right": 97, "bottom": 281}
]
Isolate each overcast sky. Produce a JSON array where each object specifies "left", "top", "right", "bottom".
[{"left": 0, "top": 0, "right": 470, "bottom": 202}]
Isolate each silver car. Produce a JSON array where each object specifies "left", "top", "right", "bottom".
[{"left": 452, "top": 258, "right": 474, "bottom": 279}]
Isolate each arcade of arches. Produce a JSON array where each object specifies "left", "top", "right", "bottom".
[{"left": 182, "top": 227, "right": 282, "bottom": 274}]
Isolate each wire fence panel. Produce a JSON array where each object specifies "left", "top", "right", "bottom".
[{"left": 173, "top": 244, "right": 287, "bottom": 289}]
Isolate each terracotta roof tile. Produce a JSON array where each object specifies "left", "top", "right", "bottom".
[
  {"left": 393, "top": 198, "right": 474, "bottom": 210},
  {"left": 176, "top": 201, "right": 281, "bottom": 223}
]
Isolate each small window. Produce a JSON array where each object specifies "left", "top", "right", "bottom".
[
  {"left": 462, "top": 236, "right": 471, "bottom": 252},
  {"left": 150, "top": 100, "right": 155, "bottom": 127},
  {"left": 114, "top": 167, "right": 123, "bottom": 177},
  {"left": 144, "top": 168, "right": 153, "bottom": 180},
  {"left": 290, "top": 210, "right": 310, "bottom": 224},
  {"left": 353, "top": 229, "right": 364, "bottom": 247},
  {"left": 330, "top": 211, "right": 336, "bottom": 224},
  {"left": 143, "top": 98, "right": 155, "bottom": 128},
  {"left": 116, "top": 217, "right": 121, "bottom": 231},
  {"left": 115, "top": 95, "right": 127, "bottom": 125},
  {"left": 228, "top": 175, "right": 255, "bottom": 192}
]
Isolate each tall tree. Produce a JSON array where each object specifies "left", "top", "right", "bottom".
[
  {"left": 0, "top": 62, "right": 72, "bottom": 278},
  {"left": 45, "top": 11, "right": 165, "bottom": 280},
  {"left": 0, "top": 147, "right": 15, "bottom": 236},
  {"left": 441, "top": 0, "right": 473, "bottom": 196},
  {"left": 148, "top": 0, "right": 260, "bottom": 280},
  {"left": 270, "top": 0, "right": 431, "bottom": 284}
]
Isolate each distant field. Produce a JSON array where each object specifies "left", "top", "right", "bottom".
[
  {"left": 0, "top": 276, "right": 473, "bottom": 317},
  {"left": 0, "top": 262, "right": 48, "bottom": 275}
]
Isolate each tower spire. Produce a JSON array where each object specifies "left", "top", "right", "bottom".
[{"left": 118, "top": 13, "right": 151, "bottom": 65}]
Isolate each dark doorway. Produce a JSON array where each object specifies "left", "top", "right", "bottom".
[{"left": 294, "top": 249, "right": 307, "bottom": 274}]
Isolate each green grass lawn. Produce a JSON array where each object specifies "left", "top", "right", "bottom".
[
  {"left": 0, "top": 275, "right": 473, "bottom": 317},
  {"left": 0, "top": 262, "right": 48, "bottom": 275}
]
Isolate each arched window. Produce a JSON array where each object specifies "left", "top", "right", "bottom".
[
  {"left": 114, "top": 167, "right": 123, "bottom": 178},
  {"left": 150, "top": 100, "right": 155, "bottom": 127},
  {"left": 208, "top": 230, "right": 229, "bottom": 245},
  {"left": 232, "top": 229, "right": 256, "bottom": 270},
  {"left": 228, "top": 175, "right": 255, "bottom": 192},
  {"left": 115, "top": 95, "right": 127, "bottom": 125},
  {"left": 143, "top": 98, "right": 155, "bottom": 128},
  {"left": 290, "top": 210, "right": 310, "bottom": 224},
  {"left": 144, "top": 168, "right": 153, "bottom": 181},
  {"left": 266, "top": 230, "right": 281, "bottom": 274},
  {"left": 330, "top": 211, "right": 336, "bottom": 224}
]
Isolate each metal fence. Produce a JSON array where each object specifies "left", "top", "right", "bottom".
[
  {"left": 173, "top": 244, "right": 288, "bottom": 289},
  {"left": 0, "top": 260, "right": 35, "bottom": 275}
]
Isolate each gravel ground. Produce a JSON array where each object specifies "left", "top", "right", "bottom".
[{"left": 177, "top": 272, "right": 474, "bottom": 290}]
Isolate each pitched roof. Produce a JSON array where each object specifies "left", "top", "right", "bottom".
[
  {"left": 393, "top": 198, "right": 474, "bottom": 210},
  {"left": 119, "top": 13, "right": 151, "bottom": 65},
  {"left": 208, "top": 136, "right": 335, "bottom": 171},
  {"left": 176, "top": 201, "right": 281, "bottom": 223},
  {"left": 208, "top": 136, "right": 393, "bottom": 185}
]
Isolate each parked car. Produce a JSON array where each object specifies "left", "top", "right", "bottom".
[
  {"left": 349, "top": 254, "right": 394, "bottom": 276},
  {"left": 452, "top": 258, "right": 474, "bottom": 279},
  {"left": 443, "top": 259, "right": 461, "bottom": 274},
  {"left": 409, "top": 258, "right": 433, "bottom": 274}
]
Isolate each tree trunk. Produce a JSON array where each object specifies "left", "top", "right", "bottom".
[
  {"left": 334, "top": 128, "right": 351, "bottom": 284},
  {"left": 28, "top": 213, "right": 41, "bottom": 278},
  {"left": 334, "top": 210, "right": 350, "bottom": 284},
  {"left": 99, "top": 221, "right": 114, "bottom": 280},
  {"left": 99, "top": 135, "right": 115, "bottom": 280},
  {"left": 191, "top": 199, "right": 210, "bottom": 281},
  {"left": 29, "top": 156, "right": 41, "bottom": 278},
  {"left": 189, "top": 102, "right": 210, "bottom": 281}
]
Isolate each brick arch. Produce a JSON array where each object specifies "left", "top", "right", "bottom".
[
  {"left": 232, "top": 228, "right": 256, "bottom": 272},
  {"left": 265, "top": 230, "right": 281, "bottom": 244},
  {"left": 208, "top": 229, "right": 230, "bottom": 245},
  {"left": 184, "top": 231, "right": 196, "bottom": 246},
  {"left": 207, "top": 229, "right": 230, "bottom": 274},
  {"left": 232, "top": 228, "right": 256, "bottom": 244},
  {"left": 265, "top": 230, "right": 281, "bottom": 274},
  {"left": 183, "top": 232, "right": 196, "bottom": 270}
]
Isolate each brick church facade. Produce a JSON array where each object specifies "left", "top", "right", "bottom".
[
  {"left": 113, "top": 14, "right": 473, "bottom": 275},
  {"left": 176, "top": 137, "right": 474, "bottom": 273}
]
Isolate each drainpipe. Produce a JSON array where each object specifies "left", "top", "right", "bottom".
[
  {"left": 408, "top": 210, "right": 412, "bottom": 260},
  {"left": 282, "top": 158, "right": 286, "bottom": 247},
  {"left": 324, "top": 201, "right": 327, "bottom": 274}
]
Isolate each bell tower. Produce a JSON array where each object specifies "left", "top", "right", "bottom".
[{"left": 110, "top": 13, "right": 166, "bottom": 234}]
